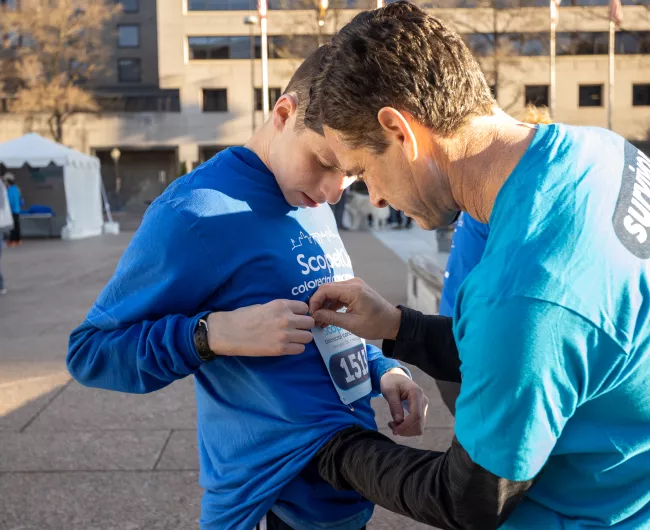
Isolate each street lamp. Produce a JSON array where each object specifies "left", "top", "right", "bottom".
[
  {"left": 317, "top": 0, "right": 328, "bottom": 46},
  {"left": 243, "top": 15, "right": 258, "bottom": 135},
  {"left": 257, "top": 0, "right": 270, "bottom": 121},
  {"left": 110, "top": 147, "right": 121, "bottom": 209}
]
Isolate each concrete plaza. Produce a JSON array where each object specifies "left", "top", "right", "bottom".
[{"left": 0, "top": 224, "right": 452, "bottom": 530}]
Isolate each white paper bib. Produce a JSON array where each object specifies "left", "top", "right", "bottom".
[{"left": 312, "top": 325, "right": 372, "bottom": 406}]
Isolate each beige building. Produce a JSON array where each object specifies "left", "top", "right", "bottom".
[{"left": 1, "top": 0, "right": 649, "bottom": 209}]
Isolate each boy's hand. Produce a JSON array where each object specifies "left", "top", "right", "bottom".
[
  {"left": 207, "top": 300, "right": 315, "bottom": 357},
  {"left": 380, "top": 368, "right": 429, "bottom": 437}
]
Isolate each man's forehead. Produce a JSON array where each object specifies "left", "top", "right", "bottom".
[{"left": 322, "top": 126, "right": 365, "bottom": 175}]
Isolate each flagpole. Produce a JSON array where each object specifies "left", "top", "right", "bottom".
[
  {"left": 607, "top": 19, "right": 615, "bottom": 131},
  {"left": 258, "top": 0, "right": 270, "bottom": 121},
  {"left": 549, "top": 0, "right": 558, "bottom": 120},
  {"left": 376, "top": 0, "right": 383, "bottom": 7}
]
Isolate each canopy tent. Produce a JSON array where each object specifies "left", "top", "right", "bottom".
[{"left": 0, "top": 133, "right": 108, "bottom": 240}]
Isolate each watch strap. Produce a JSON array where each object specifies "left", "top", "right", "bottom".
[{"left": 194, "top": 318, "right": 217, "bottom": 362}]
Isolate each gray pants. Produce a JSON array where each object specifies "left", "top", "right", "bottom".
[{"left": 0, "top": 239, "right": 4, "bottom": 290}]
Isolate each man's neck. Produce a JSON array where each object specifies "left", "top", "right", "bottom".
[{"left": 443, "top": 112, "right": 538, "bottom": 224}]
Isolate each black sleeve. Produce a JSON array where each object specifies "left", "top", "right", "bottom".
[
  {"left": 317, "top": 426, "right": 536, "bottom": 530},
  {"left": 382, "top": 306, "right": 461, "bottom": 383}
]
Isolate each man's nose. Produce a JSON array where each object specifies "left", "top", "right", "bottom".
[{"left": 368, "top": 189, "right": 387, "bottom": 209}]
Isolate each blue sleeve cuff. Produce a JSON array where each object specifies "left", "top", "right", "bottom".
[{"left": 182, "top": 311, "right": 212, "bottom": 368}]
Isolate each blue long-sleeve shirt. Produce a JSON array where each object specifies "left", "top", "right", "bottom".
[
  {"left": 67, "top": 147, "right": 404, "bottom": 530},
  {"left": 7, "top": 184, "right": 21, "bottom": 214}
]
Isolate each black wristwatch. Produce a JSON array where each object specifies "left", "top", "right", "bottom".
[{"left": 194, "top": 318, "right": 218, "bottom": 362}]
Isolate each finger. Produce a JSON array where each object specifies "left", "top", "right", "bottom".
[
  {"left": 285, "top": 300, "right": 310, "bottom": 315},
  {"left": 292, "top": 315, "right": 316, "bottom": 330},
  {"left": 326, "top": 300, "right": 347, "bottom": 313},
  {"left": 284, "top": 343, "right": 306, "bottom": 355},
  {"left": 308, "top": 282, "right": 356, "bottom": 314},
  {"left": 287, "top": 330, "right": 313, "bottom": 344},
  {"left": 393, "top": 391, "right": 426, "bottom": 436},
  {"left": 383, "top": 386, "right": 405, "bottom": 426},
  {"left": 312, "top": 309, "right": 353, "bottom": 330}
]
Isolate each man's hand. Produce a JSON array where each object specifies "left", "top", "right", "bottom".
[
  {"left": 207, "top": 300, "right": 315, "bottom": 356},
  {"left": 380, "top": 368, "right": 429, "bottom": 437},
  {"left": 308, "top": 278, "right": 402, "bottom": 340}
]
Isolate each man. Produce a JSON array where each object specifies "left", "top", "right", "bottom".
[
  {"left": 67, "top": 48, "right": 428, "bottom": 530},
  {"left": 5, "top": 173, "right": 22, "bottom": 247},
  {"left": 305, "top": 3, "right": 650, "bottom": 528}
]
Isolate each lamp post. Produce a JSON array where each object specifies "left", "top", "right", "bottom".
[
  {"left": 317, "top": 0, "right": 328, "bottom": 46},
  {"left": 243, "top": 15, "right": 259, "bottom": 134},
  {"left": 110, "top": 147, "right": 121, "bottom": 209},
  {"left": 257, "top": 0, "right": 270, "bottom": 121}
]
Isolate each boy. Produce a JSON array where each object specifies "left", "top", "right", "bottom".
[{"left": 67, "top": 47, "right": 427, "bottom": 530}]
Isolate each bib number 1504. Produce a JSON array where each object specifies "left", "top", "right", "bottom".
[{"left": 329, "top": 344, "right": 370, "bottom": 390}]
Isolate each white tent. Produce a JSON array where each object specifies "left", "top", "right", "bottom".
[{"left": 0, "top": 133, "right": 108, "bottom": 240}]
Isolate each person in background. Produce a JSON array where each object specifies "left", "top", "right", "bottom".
[
  {"left": 0, "top": 177, "right": 13, "bottom": 295},
  {"left": 388, "top": 206, "right": 413, "bottom": 229},
  {"left": 437, "top": 104, "right": 553, "bottom": 415},
  {"left": 333, "top": 187, "right": 348, "bottom": 230},
  {"left": 5, "top": 174, "right": 23, "bottom": 247}
]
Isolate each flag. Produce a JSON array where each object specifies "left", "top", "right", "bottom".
[
  {"left": 609, "top": 0, "right": 623, "bottom": 27},
  {"left": 550, "top": 0, "right": 562, "bottom": 26}
]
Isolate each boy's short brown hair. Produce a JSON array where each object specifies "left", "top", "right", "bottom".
[{"left": 283, "top": 45, "right": 328, "bottom": 133}]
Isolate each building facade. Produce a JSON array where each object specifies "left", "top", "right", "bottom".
[{"left": 0, "top": 0, "right": 649, "bottom": 209}]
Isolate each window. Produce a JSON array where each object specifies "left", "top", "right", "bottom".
[
  {"left": 463, "top": 34, "right": 495, "bottom": 57},
  {"left": 118, "top": 25, "right": 139, "bottom": 48},
  {"left": 188, "top": 36, "right": 229, "bottom": 59},
  {"left": 268, "top": 35, "right": 320, "bottom": 59},
  {"left": 500, "top": 33, "right": 548, "bottom": 56},
  {"left": 617, "top": 32, "right": 650, "bottom": 55},
  {"left": 633, "top": 85, "right": 650, "bottom": 107},
  {"left": 557, "top": 32, "right": 608, "bottom": 55},
  {"left": 254, "top": 87, "right": 282, "bottom": 111},
  {"left": 118, "top": 0, "right": 139, "bottom": 12},
  {"left": 579, "top": 85, "right": 603, "bottom": 107},
  {"left": 489, "top": 85, "right": 498, "bottom": 100},
  {"left": 117, "top": 58, "right": 141, "bottom": 82},
  {"left": 203, "top": 89, "right": 228, "bottom": 112},
  {"left": 97, "top": 90, "right": 181, "bottom": 112},
  {"left": 188, "top": 0, "right": 252, "bottom": 10},
  {"left": 525, "top": 85, "right": 549, "bottom": 107}
]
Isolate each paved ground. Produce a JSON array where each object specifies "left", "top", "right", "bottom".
[{"left": 0, "top": 224, "right": 452, "bottom": 530}]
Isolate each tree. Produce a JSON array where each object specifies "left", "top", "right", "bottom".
[
  {"left": 1, "top": 0, "right": 121, "bottom": 144},
  {"left": 425, "top": 0, "right": 544, "bottom": 112}
]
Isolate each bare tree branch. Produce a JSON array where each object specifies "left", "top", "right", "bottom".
[{"left": 0, "top": 0, "right": 121, "bottom": 143}]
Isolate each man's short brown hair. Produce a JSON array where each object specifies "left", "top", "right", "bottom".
[
  {"left": 283, "top": 45, "right": 328, "bottom": 132},
  {"left": 305, "top": 1, "right": 495, "bottom": 152}
]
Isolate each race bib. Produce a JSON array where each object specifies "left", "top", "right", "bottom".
[{"left": 312, "top": 325, "right": 372, "bottom": 405}]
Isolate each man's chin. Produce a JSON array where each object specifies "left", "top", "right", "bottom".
[{"left": 412, "top": 211, "right": 459, "bottom": 231}]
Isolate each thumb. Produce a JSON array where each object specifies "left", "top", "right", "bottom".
[
  {"left": 383, "top": 385, "right": 405, "bottom": 425},
  {"left": 312, "top": 308, "right": 348, "bottom": 329}
]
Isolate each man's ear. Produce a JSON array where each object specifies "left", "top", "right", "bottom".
[
  {"left": 377, "top": 107, "right": 418, "bottom": 162},
  {"left": 272, "top": 93, "right": 298, "bottom": 131}
]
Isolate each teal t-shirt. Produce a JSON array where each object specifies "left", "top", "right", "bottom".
[{"left": 454, "top": 124, "right": 650, "bottom": 528}]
